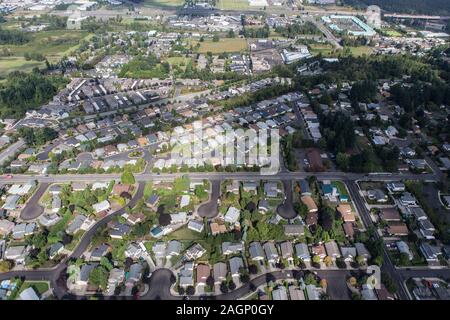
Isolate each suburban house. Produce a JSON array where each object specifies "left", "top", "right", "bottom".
[
  {"left": 229, "top": 256, "right": 244, "bottom": 277},
  {"left": 213, "top": 262, "right": 228, "bottom": 284},
  {"left": 295, "top": 243, "right": 311, "bottom": 262},
  {"left": 196, "top": 264, "right": 211, "bottom": 286},
  {"left": 325, "top": 241, "right": 341, "bottom": 260},
  {"left": 301, "top": 196, "right": 318, "bottom": 213},
  {"left": 249, "top": 242, "right": 265, "bottom": 262},
  {"left": 222, "top": 242, "right": 244, "bottom": 255},
  {"left": 263, "top": 242, "right": 279, "bottom": 265}
]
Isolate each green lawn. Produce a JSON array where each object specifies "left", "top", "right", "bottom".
[
  {"left": 217, "top": 0, "right": 253, "bottom": 10},
  {"left": 166, "top": 226, "right": 205, "bottom": 241},
  {"left": 142, "top": 0, "right": 184, "bottom": 8},
  {"left": 18, "top": 281, "right": 50, "bottom": 296},
  {"left": 196, "top": 38, "right": 248, "bottom": 54},
  {"left": 166, "top": 56, "right": 191, "bottom": 71},
  {"left": 346, "top": 46, "right": 373, "bottom": 57},
  {"left": 332, "top": 181, "right": 349, "bottom": 198},
  {"left": 309, "top": 43, "right": 334, "bottom": 56}
]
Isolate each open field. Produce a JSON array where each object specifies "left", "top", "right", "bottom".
[
  {"left": 0, "top": 57, "right": 45, "bottom": 77},
  {"left": 141, "top": 0, "right": 184, "bottom": 8},
  {"left": 217, "top": 0, "right": 253, "bottom": 10},
  {"left": 0, "top": 30, "right": 91, "bottom": 77},
  {"left": 347, "top": 46, "right": 373, "bottom": 56},
  {"left": 0, "top": 30, "right": 92, "bottom": 61},
  {"left": 196, "top": 38, "right": 248, "bottom": 54},
  {"left": 309, "top": 43, "right": 335, "bottom": 56}
]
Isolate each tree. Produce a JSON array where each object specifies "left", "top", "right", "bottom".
[
  {"left": 212, "top": 34, "right": 220, "bottom": 42},
  {"left": 220, "top": 282, "right": 229, "bottom": 293},
  {"left": 206, "top": 276, "right": 215, "bottom": 288},
  {"left": 0, "top": 260, "right": 11, "bottom": 272},
  {"left": 381, "top": 272, "right": 398, "bottom": 294},
  {"left": 228, "top": 281, "right": 236, "bottom": 290},
  {"left": 89, "top": 266, "right": 109, "bottom": 290},
  {"left": 186, "top": 285, "right": 195, "bottom": 295},
  {"left": 121, "top": 170, "right": 135, "bottom": 184},
  {"left": 248, "top": 264, "right": 258, "bottom": 274},
  {"left": 178, "top": 286, "right": 185, "bottom": 295},
  {"left": 100, "top": 257, "right": 114, "bottom": 272},
  {"left": 398, "top": 252, "right": 411, "bottom": 266},
  {"left": 355, "top": 255, "right": 366, "bottom": 266},
  {"left": 240, "top": 273, "right": 250, "bottom": 283},
  {"left": 312, "top": 255, "right": 321, "bottom": 265},
  {"left": 323, "top": 256, "right": 333, "bottom": 267}
]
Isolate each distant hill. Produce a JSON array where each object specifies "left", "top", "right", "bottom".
[{"left": 343, "top": 0, "right": 450, "bottom": 16}]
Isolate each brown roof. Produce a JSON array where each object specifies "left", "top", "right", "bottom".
[
  {"left": 337, "top": 204, "right": 355, "bottom": 222},
  {"left": 306, "top": 212, "right": 318, "bottom": 226},
  {"left": 387, "top": 222, "right": 409, "bottom": 235},
  {"left": 113, "top": 184, "right": 132, "bottom": 196},
  {"left": 104, "top": 145, "right": 118, "bottom": 154},
  {"left": 301, "top": 196, "right": 318, "bottom": 213},
  {"left": 342, "top": 222, "right": 355, "bottom": 238},
  {"left": 210, "top": 222, "right": 227, "bottom": 235},
  {"left": 196, "top": 264, "right": 211, "bottom": 284},
  {"left": 137, "top": 137, "right": 148, "bottom": 146},
  {"left": 380, "top": 208, "right": 401, "bottom": 221},
  {"left": 312, "top": 244, "right": 326, "bottom": 257},
  {"left": 127, "top": 212, "right": 145, "bottom": 224},
  {"left": 306, "top": 149, "right": 324, "bottom": 172}
]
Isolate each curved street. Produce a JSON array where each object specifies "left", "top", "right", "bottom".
[{"left": 0, "top": 182, "right": 145, "bottom": 299}]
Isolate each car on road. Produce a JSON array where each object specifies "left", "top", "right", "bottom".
[{"left": 4, "top": 174, "right": 13, "bottom": 179}]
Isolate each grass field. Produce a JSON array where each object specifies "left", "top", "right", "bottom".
[
  {"left": 0, "top": 57, "right": 45, "bottom": 77},
  {"left": 217, "top": 0, "right": 252, "bottom": 10},
  {"left": 166, "top": 56, "right": 191, "bottom": 71},
  {"left": 347, "top": 46, "right": 373, "bottom": 57},
  {"left": 384, "top": 29, "right": 403, "bottom": 37},
  {"left": 196, "top": 38, "right": 248, "bottom": 54},
  {"left": 142, "top": 0, "right": 184, "bottom": 8},
  {"left": 0, "top": 30, "right": 91, "bottom": 77},
  {"left": 309, "top": 43, "right": 335, "bottom": 56}
]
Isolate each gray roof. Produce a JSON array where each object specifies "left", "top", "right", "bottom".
[{"left": 249, "top": 242, "right": 264, "bottom": 259}]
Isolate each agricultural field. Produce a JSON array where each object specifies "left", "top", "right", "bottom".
[{"left": 196, "top": 38, "right": 248, "bottom": 54}]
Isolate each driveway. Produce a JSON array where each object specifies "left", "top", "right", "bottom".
[{"left": 20, "top": 183, "right": 48, "bottom": 221}]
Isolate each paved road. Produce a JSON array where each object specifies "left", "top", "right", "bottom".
[
  {"left": 141, "top": 269, "right": 181, "bottom": 300},
  {"left": 0, "top": 139, "right": 25, "bottom": 166},
  {"left": 3, "top": 170, "right": 438, "bottom": 185},
  {"left": 68, "top": 182, "right": 144, "bottom": 260},
  {"left": 0, "top": 182, "right": 145, "bottom": 299},
  {"left": 346, "top": 181, "right": 410, "bottom": 300},
  {"left": 277, "top": 180, "right": 297, "bottom": 219},
  {"left": 197, "top": 180, "right": 220, "bottom": 218},
  {"left": 20, "top": 183, "right": 48, "bottom": 221}
]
